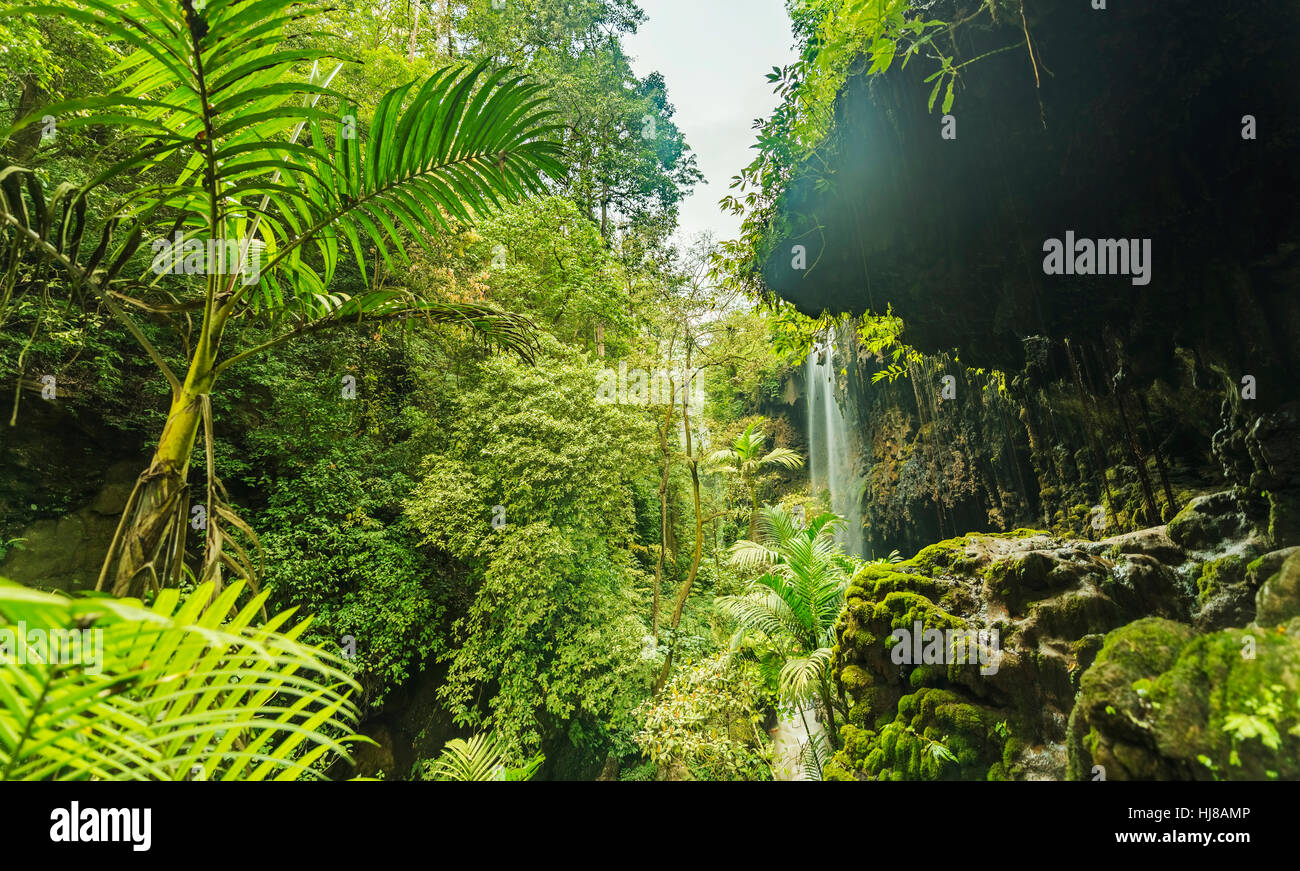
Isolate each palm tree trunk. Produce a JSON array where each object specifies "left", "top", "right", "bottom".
[{"left": 100, "top": 320, "right": 222, "bottom": 597}]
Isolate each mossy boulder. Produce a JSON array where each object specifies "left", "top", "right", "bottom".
[
  {"left": 1256, "top": 550, "right": 1300, "bottom": 627},
  {"left": 1197, "top": 554, "right": 1247, "bottom": 603},
  {"left": 825, "top": 688, "right": 1011, "bottom": 781},
  {"left": 1167, "top": 491, "right": 1249, "bottom": 551},
  {"left": 984, "top": 551, "right": 1057, "bottom": 614},
  {"left": 1100, "top": 525, "right": 1185, "bottom": 564},
  {"left": 1193, "top": 541, "right": 1273, "bottom": 631},
  {"left": 1067, "top": 617, "right": 1300, "bottom": 780},
  {"left": 833, "top": 527, "right": 1198, "bottom": 779}
]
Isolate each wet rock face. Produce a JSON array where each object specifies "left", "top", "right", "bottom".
[
  {"left": 762, "top": 0, "right": 1300, "bottom": 396},
  {"left": 1167, "top": 492, "right": 1250, "bottom": 551},
  {"left": 765, "top": 0, "right": 1300, "bottom": 556},
  {"left": 828, "top": 491, "right": 1300, "bottom": 780},
  {"left": 0, "top": 460, "right": 141, "bottom": 592}
]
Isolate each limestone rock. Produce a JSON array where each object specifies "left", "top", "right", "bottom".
[
  {"left": 1256, "top": 550, "right": 1300, "bottom": 627},
  {"left": 1167, "top": 491, "right": 1249, "bottom": 551}
]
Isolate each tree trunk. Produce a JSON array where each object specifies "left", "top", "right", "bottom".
[
  {"left": 100, "top": 326, "right": 221, "bottom": 597},
  {"left": 655, "top": 360, "right": 703, "bottom": 694},
  {"left": 407, "top": 2, "right": 421, "bottom": 61},
  {"left": 818, "top": 674, "right": 841, "bottom": 749},
  {"left": 652, "top": 386, "right": 675, "bottom": 639},
  {"left": 6, "top": 77, "right": 45, "bottom": 164}
]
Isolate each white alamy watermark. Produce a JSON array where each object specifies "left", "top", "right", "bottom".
[
  {"left": 1042, "top": 231, "right": 1152, "bottom": 286},
  {"left": 149, "top": 232, "right": 262, "bottom": 285},
  {"left": 595, "top": 362, "right": 704, "bottom": 410},
  {"left": 889, "top": 620, "right": 1001, "bottom": 676},
  {"left": 50, "top": 802, "right": 151, "bottom": 852},
  {"left": 0, "top": 623, "right": 103, "bottom": 674}
]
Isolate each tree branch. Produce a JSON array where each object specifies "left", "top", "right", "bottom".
[{"left": 2, "top": 212, "right": 182, "bottom": 394}]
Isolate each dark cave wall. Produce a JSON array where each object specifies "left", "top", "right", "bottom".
[
  {"left": 763, "top": 0, "right": 1300, "bottom": 548},
  {"left": 783, "top": 319, "right": 1225, "bottom": 560}
]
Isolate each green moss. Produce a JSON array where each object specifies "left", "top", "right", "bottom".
[
  {"left": 871, "top": 591, "right": 967, "bottom": 634},
  {"left": 1257, "top": 551, "right": 1300, "bottom": 626},
  {"left": 1092, "top": 616, "right": 1194, "bottom": 676},
  {"left": 840, "top": 664, "right": 874, "bottom": 695},
  {"left": 1149, "top": 628, "right": 1300, "bottom": 779},
  {"left": 851, "top": 563, "right": 939, "bottom": 598},
  {"left": 908, "top": 664, "right": 944, "bottom": 688},
  {"left": 983, "top": 550, "right": 1056, "bottom": 613},
  {"left": 908, "top": 536, "right": 971, "bottom": 576},
  {"left": 828, "top": 688, "right": 1011, "bottom": 780},
  {"left": 1069, "top": 616, "right": 1300, "bottom": 780},
  {"left": 1167, "top": 496, "right": 1228, "bottom": 550},
  {"left": 1197, "top": 554, "right": 1246, "bottom": 603}
]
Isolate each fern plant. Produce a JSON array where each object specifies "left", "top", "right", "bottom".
[
  {"left": 798, "top": 730, "right": 832, "bottom": 781},
  {"left": 419, "top": 733, "right": 543, "bottom": 782},
  {"left": 0, "top": 578, "right": 363, "bottom": 780},
  {"left": 717, "top": 505, "right": 856, "bottom": 749},
  {"left": 0, "top": 0, "right": 564, "bottom": 599}
]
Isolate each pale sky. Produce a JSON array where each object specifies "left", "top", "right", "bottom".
[{"left": 625, "top": 0, "right": 796, "bottom": 247}]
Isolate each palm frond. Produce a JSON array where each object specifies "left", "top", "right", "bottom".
[
  {"left": 778, "top": 648, "right": 835, "bottom": 703},
  {"left": 799, "top": 730, "right": 831, "bottom": 781},
  {"left": 267, "top": 60, "right": 565, "bottom": 293},
  {"left": 0, "top": 579, "right": 363, "bottom": 781},
  {"left": 728, "top": 538, "right": 780, "bottom": 571},
  {"left": 754, "top": 504, "right": 800, "bottom": 548},
  {"left": 702, "top": 448, "right": 740, "bottom": 472},
  {"left": 760, "top": 447, "right": 805, "bottom": 470},
  {"left": 715, "top": 590, "right": 804, "bottom": 647},
  {"left": 1, "top": 2, "right": 563, "bottom": 340},
  {"left": 422, "top": 733, "right": 542, "bottom": 781}
]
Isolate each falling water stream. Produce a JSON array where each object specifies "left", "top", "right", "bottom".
[
  {"left": 806, "top": 335, "right": 865, "bottom": 558},
  {"left": 771, "top": 335, "right": 864, "bottom": 780}
]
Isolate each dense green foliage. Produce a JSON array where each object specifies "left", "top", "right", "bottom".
[
  {"left": 3, "top": 0, "right": 1291, "bottom": 788},
  {"left": 0, "top": 0, "right": 799, "bottom": 779}
]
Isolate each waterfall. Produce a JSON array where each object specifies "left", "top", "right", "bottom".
[{"left": 806, "top": 335, "right": 865, "bottom": 557}]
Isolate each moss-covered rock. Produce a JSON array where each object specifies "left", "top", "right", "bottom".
[
  {"left": 1256, "top": 550, "right": 1300, "bottom": 627},
  {"left": 831, "top": 527, "right": 1200, "bottom": 780},
  {"left": 1066, "top": 617, "right": 1300, "bottom": 780},
  {"left": 1197, "top": 554, "right": 1247, "bottom": 603},
  {"left": 1167, "top": 491, "right": 1249, "bottom": 551},
  {"left": 825, "top": 688, "right": 1011, "bottom": 781},
  {"left": 1193, "top": 541, "right": 1272, "bottom": 631},
  {"left": 1100, "top": 526, "right": 1185, "bottom": 564}
]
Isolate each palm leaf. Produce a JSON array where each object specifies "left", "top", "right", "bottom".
[
  {"left": 0, "top": 579, "right": 364, "bottom": 781},
  {"left": 778, "top": 647, "right": 835, "bottom": 703},
  {"left": 423, "top": 733, "right": 542, "bottom": 781},
  {"left": 798, "top": 730, "right": 830, "bottom": 781},
  {"left": 760, "top": 447, "right": 805, "bottom": 470}
]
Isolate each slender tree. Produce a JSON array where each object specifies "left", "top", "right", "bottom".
[
  {"left": 0, "top": 0, "right": 563, "bottom": 597},
  {"left": 705, "top": 420, "right": 804, "bottom": 539}
]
